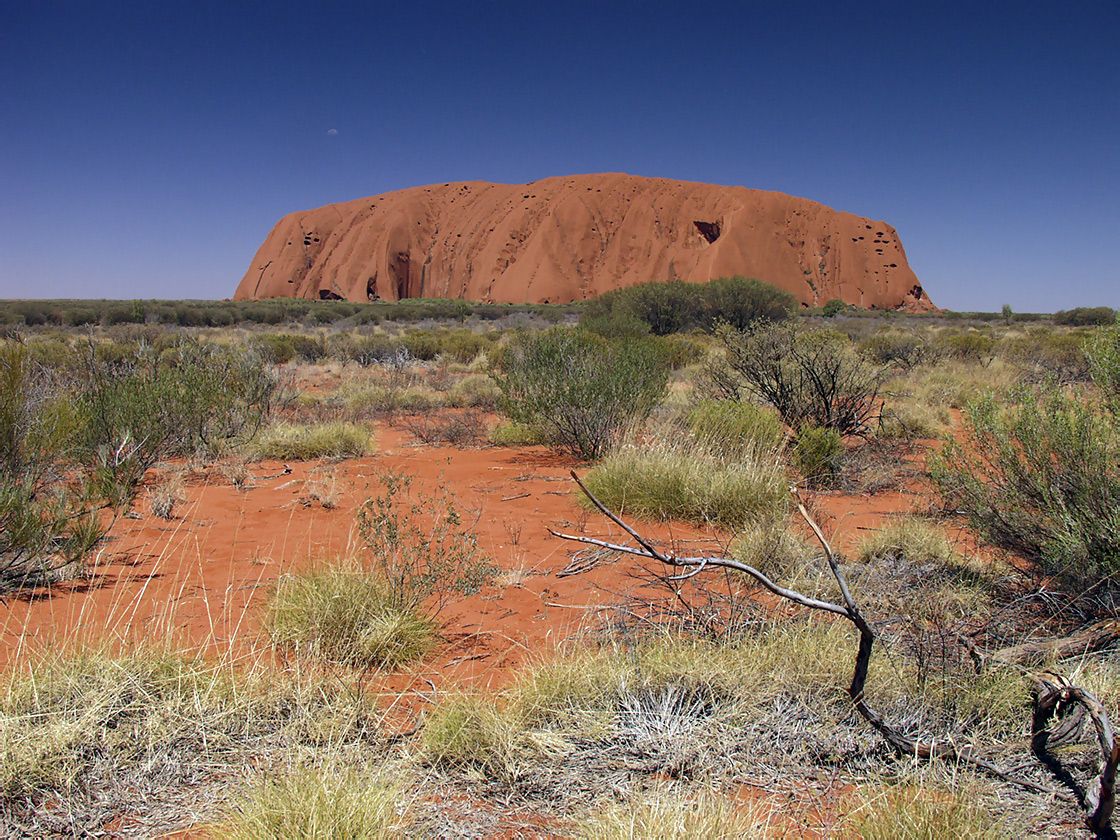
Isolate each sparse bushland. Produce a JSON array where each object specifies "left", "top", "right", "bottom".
[
  {"left": 493, "top": 327, "right": 669, "bottom": 460},
  {"left": 859, "top": 328, "right": 933, "bottom": 371},
  {"left": 353, "top": 471, "right": 496, "bottom": 614},
  {"left": 1, "top": 337, "right": 279, "bottom": 590},
  {"left": 703, "top": 322, "right": 885, "bottom": 437},
  {"left": 0, "top": 647, "right": 386, "bottom": 835},
  {"left": 250, "top": 421, "right": 372, "bottom": 460},
  {"left": 930, "top": 386, "right": 1120, "bottom": 595}
]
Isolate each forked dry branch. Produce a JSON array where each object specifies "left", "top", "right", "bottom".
[{"left": 550, "top": 470, "right": 1120, "bottom": 834}]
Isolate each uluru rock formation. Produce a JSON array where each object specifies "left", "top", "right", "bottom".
[{"left": 235, "top": 173, "right": 932, "bottom": 310}]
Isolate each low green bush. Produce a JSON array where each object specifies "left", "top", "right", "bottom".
[
  {"left": 493, "top": 328, "right": 669, "bottom": 460},
  {"left": 930, "top": 389, "right": 1120, "bottom": 591}
]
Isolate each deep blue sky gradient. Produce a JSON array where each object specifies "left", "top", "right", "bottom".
[{"left": 1, "top": 1, "right": 1116, "bottom": 311}]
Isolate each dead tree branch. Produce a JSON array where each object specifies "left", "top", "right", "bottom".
[{"left": 552, "top": 470, "right": 1068, "bottom": 802}]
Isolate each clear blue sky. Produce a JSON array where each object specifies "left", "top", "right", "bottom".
[{"left": 1, "top": 1, "right": 1116, "bottom": 312}]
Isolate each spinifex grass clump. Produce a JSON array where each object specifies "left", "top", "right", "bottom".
[
  {"left": 219, "top": 763, "right": 409, "bottom": 839},
  {"left": 265, "top": 471, "right": 494, "bottom": 669},
  {"left": 265, "top": 563, "right": 436, "bottom": 669},
  {"left": 251, "top": 421, "right": 372, "bottom": 460},
  {"left": 576, "top": 787, "right": 773, "bottom": 839},
  {"left": 580, "top": 436, "right": 788, "bottom": 529},
  {"left": 581, "top": 407, "right": 789, "bottom": 529},
  {"left": 0, "top": 648, "right": 383, "bottom": 835}
]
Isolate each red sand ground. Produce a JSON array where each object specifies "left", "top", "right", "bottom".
[{"left": 0, "top": 421, "right": 939, "bottom": 838}]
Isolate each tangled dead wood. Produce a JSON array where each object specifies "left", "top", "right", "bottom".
[{"left": 550, "top": 470, "right": 1120, "bottom": 833}]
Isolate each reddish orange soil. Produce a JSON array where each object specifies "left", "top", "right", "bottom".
[{"left": 1, "top": 423, "right": 934, "bottom": 679}]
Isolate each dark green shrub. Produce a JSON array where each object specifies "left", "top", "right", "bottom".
[
  {"left": 929, "top": 390, "right": 1120, "bottom": 592},
  {"left": 1055, "top": 306, "right": 1117, "bottom": 327},
  {"left": 705, "top": 323, "right": 883, "bottom": 437},
  {"left": 401, "top": 331, "right": 440, "bottom": 361},
  {"left": 492, "top": 328, "right": 669, "bottom": 460},
  {"left": 822, "top": 298, "right": 846, "bottom": 317},
  {"left": 700, "top": 276, "right": 797, "bottom": 330},
  {"left": 581, "top": 277, "right": 795, "bottom": 336}
]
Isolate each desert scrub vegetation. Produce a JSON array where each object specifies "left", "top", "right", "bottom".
[
  {"left": 1, "top": 337, "right": 280, "bottom": 589},
  {"left": 703, "top": 321, "right": 885, "bottom": 437},
  {"left": 580, "top": 275, "right": 796, "bottom": 335},
  {"left": 250, "top": 421, "right": 372, "bottom": 460},
  {"left": 267, "top": 471, "right": 493, "bottom": 668},
  {"left": 0, "top": 647, "right": 387, "bottom": 835},
  {"left": 419, "top": 622, "right": 1027, "bottom": 814},
  {"left": 931, "top": 387, "right": 1120, "bottom": 595},
  {"left": 493, "top": 327, "right": 669, "bottom": 460}
]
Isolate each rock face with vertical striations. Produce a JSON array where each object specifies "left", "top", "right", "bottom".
[{"left": 234, "top": 173, "right": 933, "bottom": 310}]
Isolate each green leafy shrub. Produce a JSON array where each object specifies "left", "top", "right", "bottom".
[
  {"left": 78, "top": 338, "right": 280, "bottom": 476},
  {"left": 705, "top": 323, "right": 883, "bottom": 436},
  {"left": 822, "top": 298, "right": 846, "bottom": 317},
  {"left": 354, "top": 471, "right": 495, "bottom": 614},
  {"left": 929, "top": 389, "right": 1120, "bottom": 591},
  {"left": 792, "top": 424, "right": 843, "bottom": 485},
  {"left": 493, "top": 328, "right": 669, "bottom": 460},
  {"left": 1054, "top": 306, "right": 1117, "bottom": 327}
]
